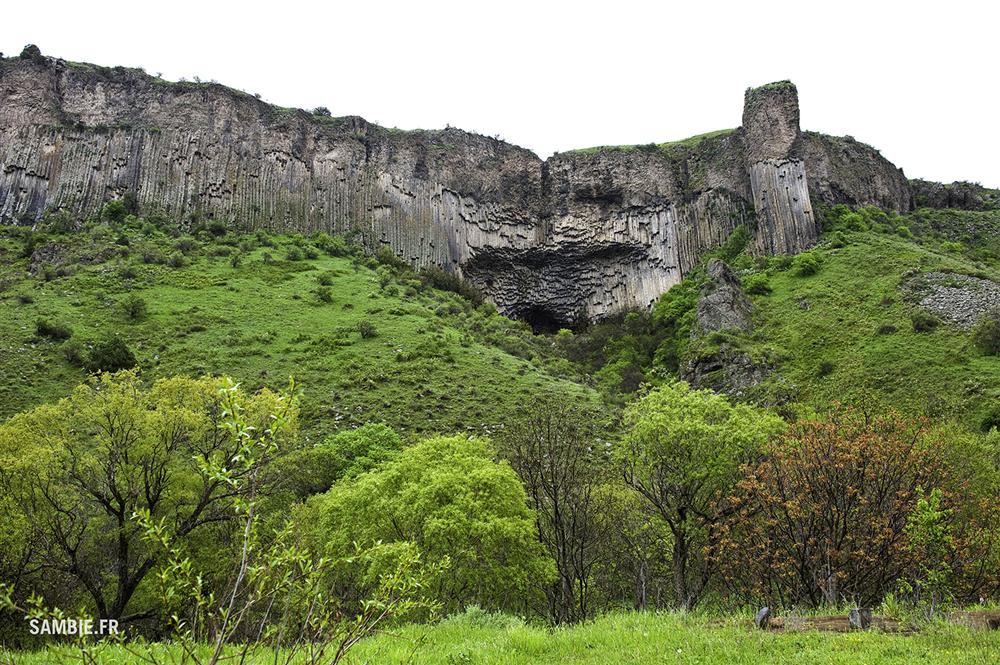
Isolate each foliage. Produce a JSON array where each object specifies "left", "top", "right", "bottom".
[
  {"left": 972, "top": 310, "right": 1000, "bottom": 355},
  {"left": 85, "top": 336, "right": 138, "bottom": 373},
  {"left": 34, "top": 319, "right": 72, "bottom": 340},
  {"left": 311, "top": 435, "right": 555, "bottom": 614},
  {"left": 120, "top": 293, "right": 148, "bottom": 321},
  {"left": 619, "top": 382, "right": 784, "bottom": 609},
  {"left": 0, "top": 371, "right": 298, "bottom": 624},
  {"left": 726, "top": 410, "right": 946, "bottom": 607},
  {"left": 911, "top": 310, "right": 940, "bottom": 333},
  {"left": 792, "top": 250, "right": 821, "bottom": 276},
  {"left": 900, "top": 487, "right": 955, "bottom": 618}
]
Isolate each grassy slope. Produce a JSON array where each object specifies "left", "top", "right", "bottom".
[
  {"left": 748, "top": 230, "right": 1000, "bottom": 425},
  {"left": 0, "top": 230, "right": 592, "bottom": 441},
  {"left": 6, "top": 613, "right": 998, "bottom": 664}
]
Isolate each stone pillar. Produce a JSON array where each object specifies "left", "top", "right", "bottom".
[{"left": 742, "top": 81, "right": 817, "bottom": 255}]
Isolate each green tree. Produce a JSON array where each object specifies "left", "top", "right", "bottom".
[
  {"left": 0, "top": 371, "right": 297, "bottom": 623},
  {"left": 311, "top": 435, "right": 555, "bottom": 614},
  {"left": 619, "top": 381, "right": 784, "bottom": 610}
]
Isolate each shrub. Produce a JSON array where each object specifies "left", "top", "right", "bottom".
[
  {"left": 419, "top": 266, "right": 484, "bottom": 305},
  {"left": 942, "top": 241, "right": 963, "bottom": 253},
  {"left": 174, "top": 237, "right": 198, "bottom": 254},
  {"left": 229, "top": 253, "right": 242, "bottom": 268},
  {"left": 119, "top": 264, "right": 138, "bottom": 279},
  {"left": 312, "top": 106, "right": 332, "bottom": 116},
  {"left": 317, "top": 272, "right": 334, "bottom": 286},
  {"left": 981, "top": 404, "right": 1000, "bottom": 433},
  {"left": 317, "top": 286, "right": 333, "bottom": 304},
  {"left": 972, "top": 311, "right": 1000, "bottom": 356},
  {"left": 121, "top": 294, "right": 148, "bottom": 321},
  {"left": 101, "top": 199, "right": 128, "bottom": 224},
  {"left": 35, "top": 319, "right": 72, "bottom": 340},
  {"left": 168, "top": 253, "right": 187, "bottom": 268},
  {"left": 62, "top": 339, "right": 85, "bottom": 366},
  {"left": 15, "top": 293, "right": 34, "bottom": 305},
  {"left": 896, "top": 225, "right": 913, "bottom": 238},
  {"left": 304, "top": 246, "right": 320, "bottom": 260},
  {"left": 876, "top": 323, "right": 898, "bottom": 335},
  {"left": 358, "top": 319, "right": 378, "bottom": 338},
  {"left": 285, "top": 246, "right": 304, "bottom": 262},
  {"left": 85, "top": 336, "right": 138, "bottom": 373},
  {"left": 742, "top": 273, "right": 771, "bottom": 295},
  {"left": 816, "top": 360, "right": 835, "bottom": 377},
  {"left": 262, "top": 252, "right": 274, "bottom": 265},
  {"left": 792, "top": 251, "right": 821, "bottom": 276},
  {"left": 911, "top": 310, "right": 940, "bottom": 333}
]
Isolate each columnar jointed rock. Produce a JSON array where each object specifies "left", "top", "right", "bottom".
[{"left": 0, "top": 51, "right": 914, "bottom": 324}]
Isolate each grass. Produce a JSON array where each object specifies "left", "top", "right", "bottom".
[
  {"left": 565, "top": 128, "right": 736, "bottom": 157},
  {"left": 747, "top": 227, "right": 1000, "bottom": 425},
  {"left": 0, "top": 226, "right": 594, "bottom": 442},
  {"left": 5, "top": 612, "right": 998, "bottom": 664}
]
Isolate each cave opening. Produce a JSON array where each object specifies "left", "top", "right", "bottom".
[{"left": 521, "top": 306, "right": 575, "bottom": 335}]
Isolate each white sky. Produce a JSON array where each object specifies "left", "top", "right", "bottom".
[{"left": 4, "top": 0, "right": 998, "bottom": 185}]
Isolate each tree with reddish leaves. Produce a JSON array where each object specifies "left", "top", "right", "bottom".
[{"left": 725, "top": 409, "right": 946, "bottom": 608}]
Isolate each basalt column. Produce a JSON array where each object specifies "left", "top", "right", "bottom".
[{"left": 742, "top": 82, "right": 817, "bottom": 255}]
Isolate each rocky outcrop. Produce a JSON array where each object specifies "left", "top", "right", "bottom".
[
  {"left": 902, "top": 271, "right": 1000, "bottom": 329},
  {"left": 692, "top": 259, "right": 753, "bottom": 335},
  {"left": 911, "top": 180, "right": 1000, "bottom": 211},
  {"left": 682, "top": 259, "right": 771, "bottom": 396},
  {"left": 0, "top": 50, "right": 916, "bottom": 325}
]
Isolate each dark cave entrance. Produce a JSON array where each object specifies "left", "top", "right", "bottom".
[{"left": 521, "top": 306, "right": 575, "bottom": 335}]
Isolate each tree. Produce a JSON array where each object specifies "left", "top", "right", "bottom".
[
  {"left": 0, "top": 371, "right": 297, "bottom": 623},
  {"left": 619, "top": 381, "right": 784, "bottom": 610},
  {"left": 497, "top": 400, "right": 608, "bottom": 622},
  {"left": 729, "top": 410, "right": 945, "bottom": 607},
  {"left": 311, "top": 435, "right": 555, "bottom": 614}
]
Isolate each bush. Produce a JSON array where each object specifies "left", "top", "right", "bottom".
[
  {"left": 85, "top": 336, "right": 138, "bottom": 373},
  {"left": 419, "top": 266, "right": 484, "bottom": 305},
  {"left": 742, "top": 273, "right": 771, "bottom": 295},
  {"left": 792, "top": 251, "right": 821, "bottom": 276},
  {"left": 317, "top": 286, "right": 333, "bottom": 303},
  {"left": 816, "top": 360, "right": 835, "bottom": 377},
  {"left": 102, "top": 199, "right": 128, "bottom": 224},
  {"left": 229, "top": 253, "right": 242, "bottom": 268},
  {"left": 981, "top": 404, "right": 1000, "bottom": 433},
  {"left": 168, "top": 253, "right": 187, "bottom": 268},
  {"left": 972, "top": 311, "right": 1000, "bottom": 356},
  {"left": 911, "top": 310, "right": 940, "bottom": 333},
  {"left": 304, "top": 246, "right": 320, "bottom": 260},
  {"left": 35, "top": 319, "right": 72, "bottom": 340},
  {"left": 62, "top": 339, "right": 85, "bottom": 366},
  {"left": 358, "top": 319, "right": 378, "bottom": 338},
  {"left": 119, "top": 264, "right": 138, "bottom": 279},
  {"left": 174, "top": 237, "right": 198, "bottom": 254},
  {"left": 15, "top": 293, "right": 34, "bottom": 305},
  {"left": 876, "top": 323, "right": 898, "bottom": 335},
  {"left": 896, "top": 225, "right": 913, "bottom": 238},
  {"left": 121, "top": 294, "right": 148, "bottom": 321},
  {"left": 317, "top": 272, "right": 334, "bottom": 286},
  {"left": 285, "top": 246, "right": 304, "bottom": 262}
]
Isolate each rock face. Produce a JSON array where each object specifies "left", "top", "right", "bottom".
[
  {"left": 0, "top": 51, "right": 914, "bottom": 325},
  {"left": 911, "top": 179, "right": 1000, "bottom": 211},
  {"left": 681, "top": 259, "right": 770, "bottom": 396},
  {"left": 692, "top": 259, "right": 753, "bottom": 335}
]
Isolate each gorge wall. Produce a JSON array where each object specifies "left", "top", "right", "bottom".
[{"left": 0, "top": 49, "right": 913, "bottom": 325}]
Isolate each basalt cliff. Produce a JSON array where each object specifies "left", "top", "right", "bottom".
[{"left": 0, "top": 48, "right": 912, "bottom": 327}]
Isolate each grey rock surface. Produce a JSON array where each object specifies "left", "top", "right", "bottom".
[
  {"left": 693, "top": 259, "right": 753, "bottom": 335},
  {"left": 903, "top": 271, "right": 1000, "bottom": 328},
  {"left": 0, "top": 53, "right": 914, "bottom": 323}
]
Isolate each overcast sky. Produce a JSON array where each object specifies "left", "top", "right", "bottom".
[{"left": 4, "top": 0, "right": 998, "bottom": 185}]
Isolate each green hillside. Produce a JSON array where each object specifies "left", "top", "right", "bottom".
[{"left": 0, "top": 215, "right": 593, "bottom": 442}]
